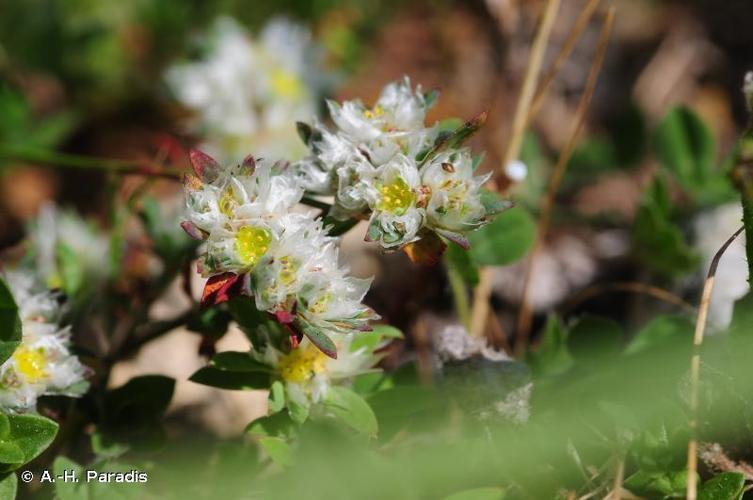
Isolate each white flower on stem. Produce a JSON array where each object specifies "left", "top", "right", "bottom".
[{"left": 0, "top": 271, "right": 88, "bottom": 412}]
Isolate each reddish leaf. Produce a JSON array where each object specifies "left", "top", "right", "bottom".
[
  {"left": 180, "top": 220, "right": 206, "bottom": 240},
  {"left": 241, "top": 154, "right": 256, "bottom": 173},
  {"left": 273, "top": 310, "right": 296, "bottom": 324},
  {"left": 295, "top": 319, "right": 337, "bottom": 359},
  {"left": 189, "top": 149, "right": 221, "bottom": 182},
  {"left": 201, "top": 273, "right": 241, "bottom": 309},
  {"left": 436, "top": 229, "right": 470, "bottom": 250}
]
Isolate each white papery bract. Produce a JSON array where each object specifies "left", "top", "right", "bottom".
[
  {"left": 256, "top": 334, "right": 380, "bottom": 410},
  {"left": 167, "top": 16, "right": 323, "bottom": 163},
  {"left": 0, "top": 271, "right": 88, "bottom": 412},
  {"left": 291, "top": 77, "right": 503, "bottom": 251},
  {"left": 182, "top": 151, "right": 377, "bottom": 343}
]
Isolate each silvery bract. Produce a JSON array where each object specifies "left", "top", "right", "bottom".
[
  {"left": 291, "top": 77, "right": 507, "bottom": 250},
  {"left": 0, "top": 271, "right": 88, "bottom": 411}
]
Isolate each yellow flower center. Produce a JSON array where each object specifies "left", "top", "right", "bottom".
[
  {"left": 219, "top": 186, "right": 238, "bottom": 218},
  {"left": 13, "top": 346, "right": 48, "bottom": 384},
  {"left": 363, "top": 105, "right": 385, "bottom": 120},
  {"left": 235, "top": 226, "right": 272, "bottom": 268},
  {"left": 308, "top": 292, "right": 332, "bottom": 315},
  {"left": 271, "top": 69, "right": 303, "bottom": 100},
  {"left": 278, "top": 256, "right": 299, "bottom": 286},
  {"left": 377, "top": 177, "right": 415, "bottom": 215},
  {"left": 278, "top": 345, "right": 328, "bottom": 383}
]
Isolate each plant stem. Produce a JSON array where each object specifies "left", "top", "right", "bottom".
[
  {"left": 686, "top": 226, "right": 744, "bottom": 500},
  {"left": 514, "top": 8, "right": 614, "bottom": 358},
  {"left": 470, "top": 0, "right": 561, "bottom": 338},
  {"left": 445, "top": 258, "right": 471, "bottom": 329},
  {"left": 0, "top": 144, "right": 183, "bottom": 179},
  {"left": 300, "top": 195, "right": 333, "bottom": 212}
]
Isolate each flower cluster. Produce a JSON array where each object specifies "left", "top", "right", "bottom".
[
  {"left": 0, "top": 271, "right": 88, "bottom": 412},
  {"left": 166, "top": 17, "right": 324, "bottom": 164},
  {"left": 290, "top": 77, "right": 508, "bottom": 251},
  {"left": 181, "top": 150, "right": 378, "bottom": 355}
]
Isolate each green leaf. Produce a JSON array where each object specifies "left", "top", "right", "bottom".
[
  {"left": 227, "top": 298, "right": 278, "bottom": 350},
  {"left": 106, "top": 375, "right": 175, "bottom": 423},
  {"left": 444, "top": 487, "right": 505, "bottom": 500},
  {"left": 189, "top": 367, "right": 270, "bottom": 390},
  {"left": 633, "top": 177, "right": 700, "bottom": 277},
  {"left": 0, "top": 442, "right": 24, "bottom": 466},
  {"left": 0, "top": 473, "right": 17, "bottom": 500},
  {"left": 469, "top": 206, "right": 536, "bottom": 266},
  {"left": 445, "top": 243, "right": 479, "bottom": 286},
  {"left": 0, "top": 278, "right": 22, "bottom": 366},
  {"left": 1, "top": 414, "right": 58, "bottom": 471},
  {"left": 654, "top": 107, "right": 715, "bottom": 189},
  {"left": 187, "top": 308, "right": 232, "bottom": 339},
  {"left": 526, "top": 315, "right": 573, "bottom": 377},
  {"left": 246, "top": 412, "right": 297, "bottom": 439},
  {"left": 371, "top": 324, "right": 403, "bottom": 339},
  {"left": 324, "top": 386, "right": 378, "bottom": 437},
  {"left": 624, "top": 469, "right": 696, "bottom": 499},
  {"left": 259, "top": 437, "right": 293, "bottom": 467},
  {"left": 287, "top": 397, "right": 309, "bottom": 424},
  {"left": 698, "top": 472, "right": 745, "bottom": 500},
  {"left": 268, "top": 381, "right": 285, "bottom": 414},
  {"left": 350, "top": 324, "right": 402, "bottom": 353},
  {"left": 626, "top": 316, "right": 693, "bottom": 355},
  {"left": 53, "top": 456, "right": 86, "bottom": 500},
  {"left": 567, "top": 315, "right": 623, "bottom": 365},
  {"left": 419, "top": 112, "right": 487, "bottom": 165},
  {"left": 210, "top": 351, "right": 272, "bottom": 373},
  {"left": 295, "top": 319, "right": 337, "bottom": 358}
]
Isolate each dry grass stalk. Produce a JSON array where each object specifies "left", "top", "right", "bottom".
[
  {"left": 686, "top": 226, "right": 745, "bottom": 500},
  {"left": 560, "top": 281, "right": 696, "bottom": 316},
  {"left": 514, "top": 8, "right": 615, "bottom": 358},
  {"left": 470, "top": 0, "right": 561, "bottom": 337},
  {"left": 528, "top": 0, "right": 603, "bottom": 122}
]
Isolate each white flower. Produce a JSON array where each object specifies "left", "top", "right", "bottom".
[
  {"left": 29, "top": 202, "right": 111, "bottom": 293},
  {"left": 256, "top": 334, "right": 380, "bottom": 408},
  {"left": 365, "top": 155, "right": 425, "bottom": 248},
  {"left": 422, "top": 150, "right": 490, "bottom": 234},
  {"left": 0, "top": 271, "right": 88, "bottom": 412},
  {"left": 166, "top": 16, "right": 322, "bottom": 163}
]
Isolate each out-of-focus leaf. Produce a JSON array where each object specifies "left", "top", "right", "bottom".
[
  {"left": 567, "top": 315, "right": 623, "bottom": 365},
  {"left": 324, "top": 387, "right": 378, "bottom": 437},
  {"left": 444, "top": 487, "right": 505, "bottom": 500},
  {"left": 53, "top": 456, "right": 86, "bottom": 500},
  {"left": 105, "top": 375, "right": 174, "bottom": 425},
  {"left": 187, "top": 308, "right": 232, "bottom": 339},
  {"left": 0, "top": 278, "right": 22, "bottom": 366},
  {"left": 633, "top": 178, "right": 700, "bottom": 277},
  {"left": 404, "top": 230, "right": 447, "bottom": 265},
  {"left": 698, "top": 472, "right": 745, "bottom": 500},
  {"left": 189, "top": 367, "right": 269, "bottom": 390},
  {"left": 246, "top": 412, "right": 297, "bottom": 440},
  {"left": 210, "top": 351, "right": 272, "bottom": 373},
  {"left": 626, "top": 316, "right": 693, "bottom": 355},
  {"left": 268, "top": 381, "right": 285, "bottom": 414},
  {"left": 0, "top": 473, "right": 17, "bottom": 500},
  {"left": 624, "top": 469, "right": 696, "bottom": 499},
  {"left": 259, "top": 437, "right": 293, "bottom": 467},
  {"left": 469, "top": 206, "right": 535, "bottom": 266},
  {"left": 526, "top": 315, "right": 573, "bottom": 377}
]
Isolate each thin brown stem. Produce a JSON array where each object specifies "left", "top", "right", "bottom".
[
  {"left": 470, "top": 0, "right": 561, "bottom": 337},
  {"left": 686, "top": 226, "right": 745, "bottom": 500},
  {"left": 560, "top": 281, "right": 696, "bottom": 316},
  {"left": 514, "top": 8, "right": 614, "bottom": 358},
  {"left": 528, "top": 0, "right": 602, "bottom": 123}
]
